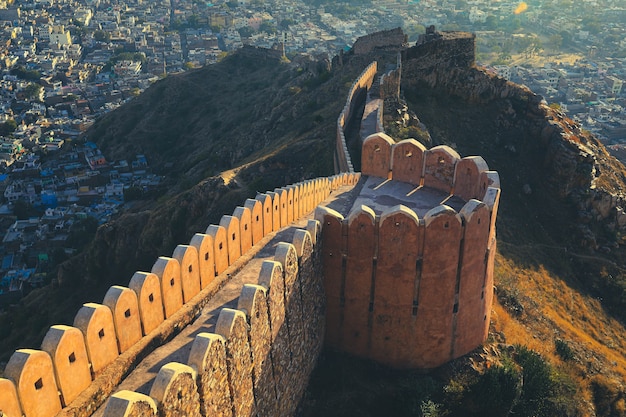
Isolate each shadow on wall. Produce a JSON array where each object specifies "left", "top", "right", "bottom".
[
  {"left": 336, "top": 62, "right": 378, "bottom": 173},
  {"left": 317, "top": 131, "right": 501, "bottom": 369}
]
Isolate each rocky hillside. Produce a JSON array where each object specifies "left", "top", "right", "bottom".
[
  {"left": 3, "top": 29, "right": 626, "bottom": 416},
  {"left": 0, "top": 46, "right": 373, "bottom": 363}
]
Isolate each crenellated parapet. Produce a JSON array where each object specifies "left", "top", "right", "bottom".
[
  {"left": 336, "top": 62, "right": 378, "bottom": 173},
  {"left": 321, "top": 132, "right": 501, "bottom": 369},
  {"left": 97, "top": 221, "right": 325, "bottom": 417},
  {"left": 361, "top": 132, "right": 500, "bottom": 201},
  {"left": 0, "top": 172, "right": 360, "bottom": 417}
]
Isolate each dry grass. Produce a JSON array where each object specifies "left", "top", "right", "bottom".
[{"left": 492, "top": 251, "right": 626, "bottom": 409}]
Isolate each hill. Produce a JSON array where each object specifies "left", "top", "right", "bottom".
[
  {"left": 0, "top": 46, "right": 373, "bottom": 364},
  {"left": 2, "top": 30, "right": 626, "bottom": 417}
]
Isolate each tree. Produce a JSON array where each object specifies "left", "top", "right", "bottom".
[
  {"left": 485, "top": 15, "right": 498, "bottom": 30},
  {"left": 259, "top": 21, "right": 277, "bottom": 34},
  {"left": 93, "top": 30, "right": 110, "bottom": 42},
  {"left": 0, "top": 119, "right": 17, "bottom": 136},
  {"left": 10, "top": 66, "right": 41, "bottom": 81},
  {"left": 24, "top": 83, "right": 43, "bottom": 101},
  {"left": 238, "top": 26, "right": 254, "bottom": 38},
  {"left": 12, "top": 200, "right": 38, "bottom": 220},
  {"left": 278, "top": 18, "right": 295, "bottom": 30}
]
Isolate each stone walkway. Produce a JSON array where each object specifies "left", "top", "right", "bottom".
[{"left": 92, "top": 183, "right": 362, "bottom": 416}]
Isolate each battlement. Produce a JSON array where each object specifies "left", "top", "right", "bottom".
[
  {"left": 0, "top": 42, "right": 502, "bottom": 416},
  {"left": 336, "top": 62, "right": 378, "bottom": 172},
  {"left": 0, "top": 173, "right": 360, "bottom": 417},
  {"left": 319, "top": 131, "right": 500, "bottom": 369}
]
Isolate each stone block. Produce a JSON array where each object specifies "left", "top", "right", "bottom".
[
  {"left": 189, "top": 233, "right": 216, "bottom": 289},
  {"left": 244, "top": 199, "right": 263, "bottom": 246},
  {"left": 238, "top": 284, "right": 276, "bottom": 415},
  {"left": 416, "top": 205, "right": 463, "bottom": 368},
  {"left": 206, "top": 224, "right": 228, "bottom": 275},
  {"left": 187, "top": 333, "right": 232, "bottom": 417},
  {"left": 371, "top": 205, "right": 421, "bottom": 367},
  {"left": 151, "top": 257, "right": 183, "bottom": 319},
  {"left": 266, "top": 191, "right": 281, "bottom": 232},
  {"left": 342, "top": 206, "right": 377, "bottom": 356},
  {"left": 103, "top": 286, "right": 143, "bottom": 353},
  {"left": 362, "top": 132, "right": 394, "bottom": 179},
  {"left": 128, "top": 272, "right": 165, "bottom": 335},
  {"left": 4, "top": 349, "right": 62, "bottom": 417},
  {"left": 255, "top": 193, "right": 273, "bottom": 237},
  {"left": 219, "top": 215, "right": 241, "bottom": 265},
  {"left": 149, "top": 363, "right": 201, "bottom": 417},
  {"left": 172, "top": 245, "right": 201, "bottom": 303},
  {"left": 453, "top": 156, "right": 489, "bottom": 201},
  {"left": 103, "top": 390, "right": 157, "bottom": 417},
  {"left": 454, "top": 200, "right": 491, "bottom": 358},
  {"left": 73, "top": 303, "right": 119, "bottom": 375},
  {"left": 317, "top": 206, "right": 344, "bottom": 348},
  {"left": 274, "top": 188, "right": 288, "bottom": 228},
  {"left": 233, "top": 206, "right": 252, "bottom": 254},
  {"left": 423, "top": 145, "right": 460, "bottom": 194},
  {"left": 0, "top": 377, "right": 23, "bottom": 417},
  {"left": 391, "top": 139, "right": 426, "bottom": 186},
  {"left": 285, "top": 185, "right": 296, "bottom": 223},
  {"left": 215, "top": 309, "right": 255, "bottom": 417},
  {"left": 40, "top": 325, "right": 92, "bottom": 406}
]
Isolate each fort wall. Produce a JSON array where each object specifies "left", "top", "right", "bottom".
[
  {"left": 335, "top": 62, "right": 377, "bottom": 173},
  {"left": 0, "top": 172, "right": 360, "bottom": 417},
  {"left": 319, "top": 132, "right": 500, "bottom": 369},
  {"left": 351, "top": 27, "right": 407, "bottom": 56},
  {"left": 0, "top": 40, "right": 506, "bottom": 415}
]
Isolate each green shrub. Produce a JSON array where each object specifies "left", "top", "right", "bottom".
[{"left": 467, "top": 357, "right": 522, "bottom": 417}]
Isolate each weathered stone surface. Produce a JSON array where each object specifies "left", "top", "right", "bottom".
[
  {"left": 238, "top": 284, "right": 276, "bottom": 416},
  {"left": 257, "top": 261, "right": 290, "bottom": 415},
  {"left": 103, "top": 391, "right": 157, "bottom": 417},
  {"left": 151, "top": 257, "right": 183, "bottom": 319},
  {"left": 187, "top": 333, "right": 233, "bottom": 417},
  {"left": 215, "top": 309, "right": 255, "bottom": 417},
  {"left": 149, "top": 363, "right": 201, "bottom": 417},
  {"left": 102, "top": 286, "right": 143, "bottom": 354}
]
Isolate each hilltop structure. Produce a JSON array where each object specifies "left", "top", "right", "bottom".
[{"left": 0, "top": 29, "right": 501, "bottom": 417}]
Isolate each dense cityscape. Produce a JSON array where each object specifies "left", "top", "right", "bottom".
[{"left": 0, "top": 0, "right": 625, "bottom": 303}]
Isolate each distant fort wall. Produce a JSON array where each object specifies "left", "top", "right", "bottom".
[
  {"left": 351, "top": 27, "right": 407, "bottom": 56},
  {"left": 0, "top": 172, "right": 361, "bottom": 417},
  {"left": 335, "top": 62, "right": 377, "bottom": 173},
  {"left": 317, "top": 131, "right": 500, "bottom": 369}
]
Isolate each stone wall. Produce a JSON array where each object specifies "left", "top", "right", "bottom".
[
  {"left": 402, "top": 27, "right": 626, "bottom": 243},
  {"left": 336, "top": 62, "right": 378, "bottom": 173},
  {"left": 351, "top": 27, "right": 407, "bottom": 56},
  {"left": 319, "top": 132, "right": 501, "bottom": 369},
  {"left": 0, "top": 172, "right": 361, "bottom": 417}
]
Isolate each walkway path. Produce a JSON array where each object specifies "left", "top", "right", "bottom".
[{"left": 92, "top": 183, "right": 361, "bottom": 415}]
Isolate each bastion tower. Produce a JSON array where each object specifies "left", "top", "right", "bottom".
[{"left": 318, "top": 132, "right": 500, "bottom": 369}]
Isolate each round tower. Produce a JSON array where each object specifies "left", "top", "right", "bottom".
[{"left": 317, "top": 132, "right": 500, "bottom": 369}]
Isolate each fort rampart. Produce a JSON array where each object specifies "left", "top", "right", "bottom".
[
  {"left": 0, "top": 29, "right": 509, "bottom": 416},
  {"left": 350, "top": 27, "right": 407, "bottom": 56},
  {"left": 318, "top": 131, "right": 500, "bottom": 369},
  {"left": 0, "top": 172, "right": 361, "bottom": 417},
  {"left": 335, "top": 62, "right": 377, "bottom": 173}
]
